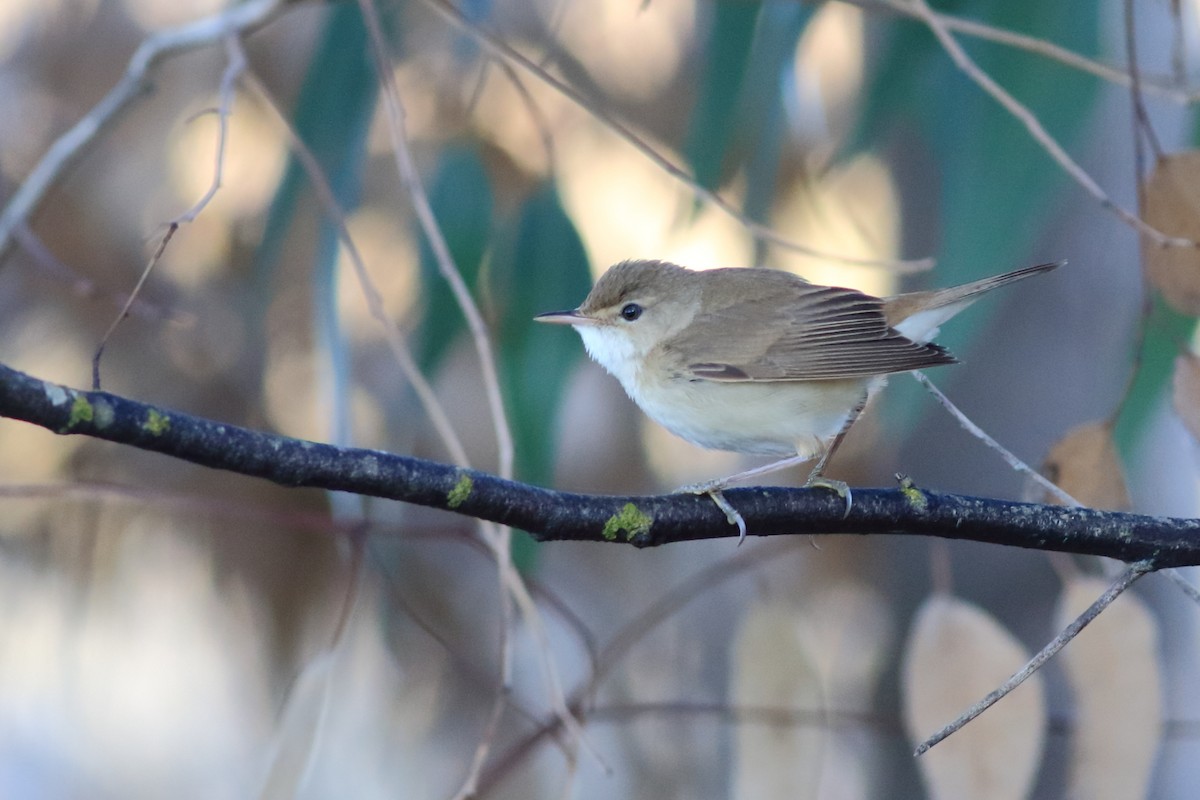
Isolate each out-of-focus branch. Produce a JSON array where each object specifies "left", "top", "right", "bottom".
[
  {"left": 0, "top": 0, "right": 291, "bottom": 265},
  {"left": 2, "top": 360, "right": 1199, "bottom": 564},
  {"left": 416, "top": 0, "right": 934, "bottom": 273},
  {"left": 904, "top": 0, "right": 1193, "bottom": 248}
]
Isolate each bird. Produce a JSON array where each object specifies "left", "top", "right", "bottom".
[{"left": 536, "top": 259, "right": 1061, "bottom": 542}]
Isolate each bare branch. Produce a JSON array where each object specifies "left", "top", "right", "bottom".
[
  {"left": 2, "top": 360, "right": 1198, "bottom": 565},
  {"left": 92, "top": 224, "right": 178, "bottom": 390}
]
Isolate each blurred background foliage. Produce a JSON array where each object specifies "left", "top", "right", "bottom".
[{"left": 1, "top": 0, "right": 1199, "bottom": 797}]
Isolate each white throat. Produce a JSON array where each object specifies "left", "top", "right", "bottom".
[{"left": 575, "top": 324, "right": 642, "bottom": 392}]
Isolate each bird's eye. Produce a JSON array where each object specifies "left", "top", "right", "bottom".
[{"left": 620, "top": 303, "right": 643, "bottom": 321}]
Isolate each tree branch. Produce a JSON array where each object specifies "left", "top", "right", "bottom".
[
  {"left": 0, "top": 0, "right": 290, "bottom": 265},
  {"left": 0, "top": 359, "right": 1196, "bottom": 563}
]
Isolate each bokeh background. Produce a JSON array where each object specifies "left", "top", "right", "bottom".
[{"left": 1, "top": 0, "right": 1198, "bottom": 797}]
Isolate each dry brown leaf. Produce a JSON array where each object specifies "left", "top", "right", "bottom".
[
  {"left": 1172, "top": 352, "right": 1200, "bottom": 442},
  {"left": 902, "top": 595, "right": 1046, "bottom": 800},
  {"left": 794, "top": 582, "right": 893, "bottom": 707},
  {"left": 1057, "top": 577, "right": 1161, "bottom": 800},
  {"left": 1143, "top": 151, "right": 1200, "bottom": 314},
  {"left": 1041, "top": 421, "right": 1131, "bottom": 510},
  {"left": 730, "top": 601, "right": 824, "bottom": 800}
]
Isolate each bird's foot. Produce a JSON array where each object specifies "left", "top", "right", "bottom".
[
  {"left": 677, "top": 480, "right": 748, "bottom": 545},
  {"left": 804, "top": 475, "right": 853, "bottom": 518}
]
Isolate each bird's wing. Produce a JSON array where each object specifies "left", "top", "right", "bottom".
[{"left": 669, "top": 283, "right": 957, "bottom": 382}]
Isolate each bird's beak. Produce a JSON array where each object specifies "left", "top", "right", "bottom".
[{"left": 534, "top": 309, "right": 595, "bottom": 325}]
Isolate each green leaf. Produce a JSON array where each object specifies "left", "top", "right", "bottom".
[
  {"left": 253, "top": 6, "right": 377, "bottom": 452},
  {"left": 845, "top": 0, "right": 1100, "bottom": 429},
  {"left": 490, "top": 185, "right": 593, "bottom": 489},
  {"left": 929, "top": 0, "right": 1100, "bottom": 305},
  {"left": 1114, "top": 298, "right": 1197, "bottom": 456},
  {"left": 486, "top": 185, "right": 592, "bottom": 566},
  {"left": 253, "top": 6, "right": 377, "bottom": 296},
  {"left": 416, "top": 145, "right": 494, "bottom": 372},
  {"left": 740, "top": 4, "right": 812, "bottom": 237},
  {"left": 684, "top": 1, "right": 763, "bottom": 192},
  {"left": 1112, "top": 101, "right": 1200, "bottom": 454}
]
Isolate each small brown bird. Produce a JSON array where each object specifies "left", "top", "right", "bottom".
[{"left": 536, "top": 259, "right": 1061, "bottom": 541}]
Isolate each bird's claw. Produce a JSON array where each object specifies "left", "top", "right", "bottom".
[
  {"left": 804, "top": 475, "right": 853, "bottom": 518},
  {"left": 677, "top": 481, "right": 747, "bottom": 544},
  {"left": 707, "top": 489, "right": 748, "bottom": 545}
]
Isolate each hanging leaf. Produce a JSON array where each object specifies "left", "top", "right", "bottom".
[
  {"left": 730, "top": 600, "right": 823, "bottom": 800},
  {"left": 1056, "top": 576, "right": 1161, "bottom": 800},
  {"left": 741, "top": 4, "right": 812, "bottom": 233},
  {"left": 1142, "top": 151, "right": 1200, "bottom": 315},
  {"left": 490, "top": 185, "right": 592, "bottom": 486},
  {"left": 903, "top": 594, "right": 1046, "bottom": 800},
  {"left": 252, "top": 6, "right": 378, "bottom": 451},
  {"left": 417, "top": 145, "right": 495, "bottom": 372},
  {"left": 253, "top": 5, "right": 377, "bottom": 328},
  {"left": 1113, "top": 297, "right": 1197, "bottom": 458},
  {"left": 1041, "top": 421, "right": 1130, "bottom": 511},
  {"left": 684, "top": 2, "right": 762, "bottom": 192},
  {"left": 1172, "top": 351, "right": 1200, "bottom": 441}
]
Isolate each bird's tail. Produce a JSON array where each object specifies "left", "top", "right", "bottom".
[{"left": 884, "top": 261, "right": 1063, "bottom": 343}]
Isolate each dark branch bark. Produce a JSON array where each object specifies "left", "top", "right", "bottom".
[{"left": 0, "top": 360, "right": 1196, "bottom": 564}]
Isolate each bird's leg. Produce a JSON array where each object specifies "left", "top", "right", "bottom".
[
  {"left": 678, "top": 453, "right": 819, "bottom": 546},
  {"left": 678, "top": 393, "right": 870, "bottom": 542},
  {"left": 681, "top": 453, "right": 817, "bottom": 494},
  {"left": 803, "top": 394, "right": 870, "bottom": 516}
]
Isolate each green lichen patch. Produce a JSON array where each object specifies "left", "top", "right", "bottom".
[
  {"left": 142, "top": 409, "right": 171, "bottom": 435},
  {"left": 447, "top": 473, "right": 473, "bottom": 509},
  {"left": 602, "top": 502, "right": 653, "bottom": 542},
  {"left": 897, "top": 475, "right": 928, "bottom": 512},
  {"left": 67, "top": 394, "right": 94, "bottom": 429}
]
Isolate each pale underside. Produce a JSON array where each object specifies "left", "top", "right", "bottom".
[{"left": 578, "top": 323, "right": 882, "bottom": 457}]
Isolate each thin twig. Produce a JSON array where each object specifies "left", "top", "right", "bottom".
[
  {"left": 915, "top": 559, "right": 1154, "bottom": 755},
  {"left": 478, "top": 542, "right": 795, "bottom": 794},
  {"left": 0, "top": 0, "right": 286, "bottom": 265},
  {"left": 172, "top": 35, "right": 245, "bottom": 224},
  {"left": 842, "top": 0, "right": 1200, "bottom": 104},
  {"left": 416, "top": 0, "right": 934, "bottom": 273},
  {"left": 356, "top": 0, "right": 514, "bottom": 482},
  {"left": 911, "top": 371, "right": 1078, "bottom": 506},
  {"left": 92, "top": 224, "right": 177, "bottom": 390},
  {"left": 91, "top": 33, "right": 246, "bottom": 389},
  {"left": 904, "top": 0, "right": 1195, "bottom": 249},
  {"left": 13, "top": 223, "right": 181, "bottom": 322},
  {"left": 491, "top": 58, "right": 558, "bottom": 175},
  {"left": 1124, "top": 0, "right": 1163, "bottom": 163},
  {"left": 355, "top": 0, "right": 598, "bottom": 787},
  {"left": 452, "top": 560, "right": 515, "bottom": 800},
  {"left": 1164, "top": 569, "right": 1200, "bottom": 606},
  {"left": 239, "top": 67, "right": 470, "bottom": 467},
  {"left": 1169, "top": 0, "right": 1187, "bottom": 86}
]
